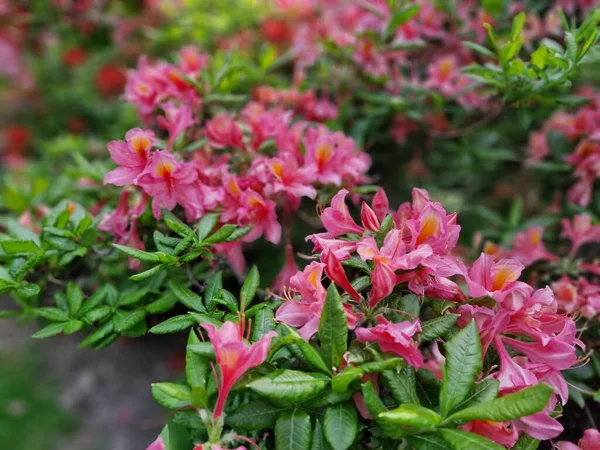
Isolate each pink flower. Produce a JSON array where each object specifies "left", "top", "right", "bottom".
[
  {"left": 425, "top": 56, "right": 459, "bottom": 96},
  {"left": 356, "top": 316, "right": 424, "bottom": 367},
  {"left": 561, "top": 213, "right": 600, "bottom": 257},
  {"left": 465, "top": 253, "right": 529, "bottom": 303},
  {"left": 201, "top": 321, "right": 277, "bottom": 418},
  {"left": 319, "top": 189, "right": 363, "bottom": 237},
  {"left": 236, "top": 189, "right": 281, "bottom": 244},
  {"left": 266, "top": 155, "right": 316, "bottom": 200},
  {"left": 98, "top": 190, "right": 131, "bottom": 238},
  {"left": 157, "top": 102, "right": 197, "bottom": 151},
  {"left": 357, "top": 230, "right": 432, "bottom": 306},
  {"left": 371, "top": 187, "right": 389, "bottom": 221},
  {"left": 459, "top": 420, "right": 518, "bottom": 448},
  {"left": 146, "top": 435, "right": 165, "bottom": 450},
  {"left": 526, "top": 130, "right": 549, "bottom": 164},
  {"left": 324, "top": 250, "right": 361, "bottom": 301},
  {"left": 405, "top": 202, "right": 460, "bottom": 255},
  {"left": 136, "top": 151, "right": 199, "bottom": 218},
  {"left": 360, "top": 201, "right": 380, "bottom": 232},
  {"left": 205, "top": 114, "right": 244, "bottom": 149},
  {"left": 104, "top": 128, "right": 155, "bottom": 186},
  {"left": 509, "top": 227, "right": 558, "bottom": 266},
  {"left": 501, "top": 320, "right": 583, "bottom": 371},
  {"left": 178, "top": 46, "right": 208, "bottom": 76}
]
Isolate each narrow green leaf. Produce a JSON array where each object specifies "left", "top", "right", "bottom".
[
  {"left": 407, "top": 433, "right": 451, "bottom": 450},
  {"left": 240, "top": 265, "right": 260, "bottom": 309},
  {"left": 251, "top": 307, "right": 275, "bottom": 341},
  {"left": 275, "top": 409, "right": 311, "bottom": 450},
  {"left": 33, "top": 307, "right": 69, "bottom": 321},
  {"left": 66, "top": 282, "right": 83, "bottom": 315},
  {"left": 204, "top": 271, "right": 223, "bottom": 312},
  {"left": 163, "top": 210, "right": 193, "bottom": 237},
  {"left": 112, "top": 244, "right": 162, "bottom": 262},
  {"left": 150, "top": 314, "right": 195, "bottom": 334},
  {"left": 1, "top": 240, "right": 40, "bottom": 254},
  {"left": 32, "top": 322, "right": 66, "bottom": 339},
  {"left": 361, "top": 381, "right": 405, "bottom": 439},
  {"left": 440, "top": 321, "right": 482, "bottom": 417},
  {"left": 130, "top": 265, "right": 165, "bottom": 281},
  {"left": 512, "top": 434, "right": 540, "bottom": 450},
  {"left": 114, "top": 309, "right": 147, "bottom": 333},
  {"left": 186, "top": 331, "right": 208, "bottom": 388},
  {"left": 319, "top": 283, "right": 348, "bottom": 370},
  {"left": 79, "top": 321, "right": 115, "bottom": 347},
  {"left": 452, "top": 379, "right": 499, "bottom": 413},
  {"left": 204, "top": 224, "right": 237, "bottom": 243},
  {"left": 332, "top": 367, "right": 363, "bottom": 393},
  {"left": 196, "top": 213, "right": 219, "bottom": 242},
  {"left": 446, "top": 383, "right": 553, "bottom": 423},
  {"left": 170, "top": 281, "right": 206, "bottom": 312}
]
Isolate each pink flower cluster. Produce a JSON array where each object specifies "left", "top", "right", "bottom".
[
  {"left": 103, "top": 52, "right": 370, "bottom": 275},
  {"left": 276, "top": 186, "right": 583, "bottom": 445},
  {"left": 527, "top": 87, "right": 600, "bottom": 206},
  {"left": 482, "top": 213, "right": 600, "bottom": 318}
]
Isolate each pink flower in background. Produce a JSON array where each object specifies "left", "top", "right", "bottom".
[
  {"left": 157, "top": 102, "right": 196, "bottom": 150},
  {"left": 509, "top": 227, "right": 558, "bottom": 266},
  {"left": 356, "top": 316, "right": 424, "bottom": 367},
  {"left": 561, "top": 213, "right": 600, "bottom": 257},
  {"left": 526, "top": 130, "right": 549, "bottom": 164},
  {"left": 236, "top": 189, "right": 281, "bottom": 244},
  {"left": 556, "top": 429, "right": 600, "bottom": 450},
  {"left": 136, "top": 151, "right": 198, "bottom": 218},
  {"left": 205, "top": 114, "right": 244, "bottom": 149},
  {"left": 201, "top": 321, "right": 276, "bottom": 418},
  {"left": 425, "top": 56, "right": 459, "bottom": 96},
  {"left": 178, "top": 46, "right": 208, "bottom": 76},
  {"left": 98, "top": 190, "right": 131, "bottom": 238},
  {"left": 104, "top": 128, "right": 155, "bottom": 186}
]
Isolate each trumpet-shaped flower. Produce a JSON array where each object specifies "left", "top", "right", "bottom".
[
  {"left": 561, "top": 213, "right": 600, "bottom": 257},
  {"left": 465, "top": 253, "right": 529, "bottom": 303},
  {"left": 105, "top": 128, "right": 154, "bottom": 186},
  {"left": 205, "top": 114, "right": 244, "bottom": 150},
  {"left": 201, "top": 321, "right": 277, "bottom": 418}
]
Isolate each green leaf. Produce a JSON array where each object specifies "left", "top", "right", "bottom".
[
  {"left": 130, "top": 265, "right": 165, "bottom": 281},
  {"left": 332, "top": 367, "right": 363, "bottom": 393},
  {"left": 452, "top": 379, "right": 499, "bottom": 412},
  {"left": 361, "top": 381, "right": 405, "bottom": 439},
  {"left": 170, "top": 282, "right": 206, "bottom": 313},
  {"left": 319, "top": 283, "right": 348, "bottom": 370},
  {"left": 66, "top": 282, "right": 83, "bottom": 315},
  {"left": 33, "top": 307, "right": 69, "bottom": 321},
  {"left": 204, "top": 224, "right": 237, "bottom": 243},
  {"left": 531, "top": 45, "right": 548, "bottom": 70},
  {"left": 323, "top": 403, "right": 358, "bottom": 450},
  {"left": 150, "top": 314, "right": 195, "bottom": 334},
  {"left": 252, "top": 307, "right": 275, "bottom": 341},
  {"left": 146, "top": 292, "right": 178, "bottom": 314},
  {"left": 510, "top": 12, "right": 526, "bottom": 41},
  {"left": 382, "top": 366, "right": 420, "bottom": 405},
  {"left": 240, "top": 265, "right": 260, "bottom": 309},
  {"left": 226, "top": 399, "right": 287, "bottom": 431},
  {"left": 151, "top": 383, "right": 191, "bottom": 410},
  {"left": 462, "top": 41, "right": 495, "bottom": 59},
  {"left": 439, "top": 429, "right": 504, "bottom": 450},
  {"left": 163, "top": 210, "right": 193, "bottom": 237},
  {"left": 84, "top": 306, "right": 111, "bottom": 323},
  {"left": 310, "top": 420, "right": 330, "bottom": 450},
  {"left": 79, "top": 321, "right": 115, "bottom": 347},
  {"left": 1, "top": 240, "right": 40, "bottom": 254},
  {"left": 204, "top": 271, "right": 223, "bottom": 312},
  {"left": 112, "top": 244, "right": 162, "bottom": 262},
  {"left": 564, "top": 31, "right": 577, "bottom": 62},
  {"left": 196, "top": 213, "right": 219, "bottom": 242},
  {"left": 440, "top": 321, "right": 482, "bottom": 417},
  {"left": 63, "top": 319, "right": 83, "bottom": 335},
  {"left": 512, "top": 434, "right": 540, "bottom": 450},
  {"left": 167, "top": 421, "right": 192, "bottom": 450},
  {"left": 114, "top": 309, "right": 147, "bottom": 333},
  {"left": 32, "top": 322, "right": 66, "bottom": 339},
  {"left": 214, "top": 289, "right": 238, "bottom": 313},
  {"left": 186, "top": 331, "right": 208, "bottom": 388},
  {"left": 248, "top": 369, "right": 330, "bottom": 404},
  {"left": 378, "top": 404, "right": 441, "bottom": 427},
  {"left": 407, "top": 433, "right": 451, "bottom": 450},
  {"left": 275, "top": 409, "right": 311, "bottom": 450},
  {"left": 224, "top": 224, "right": 253, "bottom": 242},
  {"left": 384, "top": 4, "right": 420, "bottom": 40},
  {"left": 187, "top": 343, "right": 215, "bottom": 358},
  {"left": 446, "top": 383, "right": 554, "bottom": 423},
  {"left": 281, "top": 326, "right": 331, "bottom": 375},
  {"left": 420, "top": 314, "right": 459, "bottom": 342},
  {"left": 173, "top": 230, "right": 196, "bottom": 256},
  {"left": 359, "top": 358, "right": 403, "bottom": 373}
]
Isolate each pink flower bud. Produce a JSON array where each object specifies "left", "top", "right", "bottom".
[
  {"left": 361, "top": 201, "right": 380, "bottom": 232},
  {"left": 324, "top": 250, "right": 361, "bottom": 302}
]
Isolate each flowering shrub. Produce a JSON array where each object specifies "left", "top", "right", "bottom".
[{"left": 1, "top": 1, "right": 600, "bottom": 449}]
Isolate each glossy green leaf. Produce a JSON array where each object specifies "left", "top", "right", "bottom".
[
  {"left": 382, "top": 366, "right": 420, "bottom": 405},
  {"left": 319, "top": 283, "right": 348, "bottom": 369},
  {"left": 248, "top": 369, "right": 330, "bottom": 403},
  {"left": 170, "top": 282, "right": 206, "bottom": 313},
  {"left": 379, "top": 403, "right": 441, "bottom": 427},
  {"left": 439, "top": 429, "right": 504, "bottom": 450},
  {"left": 150, "top": 314, "right": 195, "bottom": 334},
  {"left": 151, "top": 383, "right": 191, "bottom": 410},
  {"left": 226, "top": 398, "right": 287, "bottom": 431},
  {"left": 323, "top": 403, "right": 358, "bottom": 450},
  {"left": 275, "top": 409, "right": 311, "bottom": 450},
  {"left": 240, "top": 265, "right": 260, "bottom": 309},
  {"left": 420, "top": 314, "right": 459, "bottom": 342},
  {"left": 440, "top": 321, "right": 482, "bottom": 417}
]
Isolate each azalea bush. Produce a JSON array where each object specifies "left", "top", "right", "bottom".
[{"left": 2, "top": 1, "right": 600, "bottom": 449}]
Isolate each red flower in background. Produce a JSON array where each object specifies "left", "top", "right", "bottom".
[
  {"left": 62, "top": 46, "right": 88, "bottom": 68},
  {"left": 96, "top": 63, "right": 127, "bottom": 98}
]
